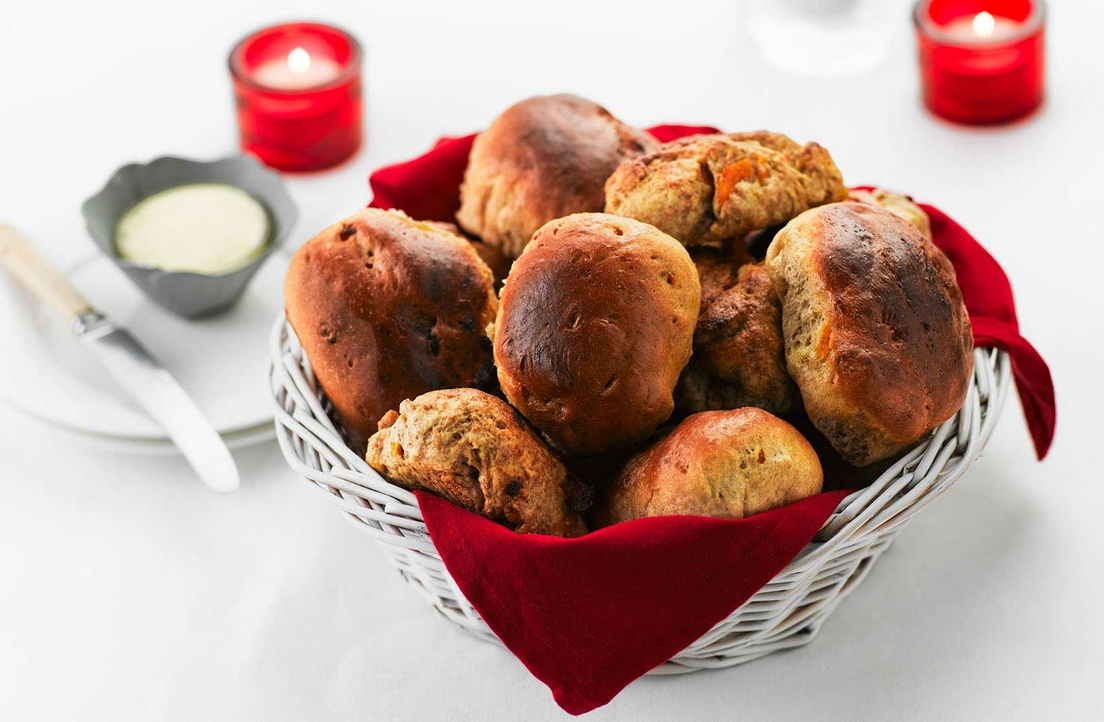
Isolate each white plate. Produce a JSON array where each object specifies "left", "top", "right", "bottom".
[{"left": 0, "top": 249, "right": 289, "bottom": 448}]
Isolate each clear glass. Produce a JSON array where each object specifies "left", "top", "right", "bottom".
[{"left": 748, "top": 0, "right": 916, "bottom": 76}]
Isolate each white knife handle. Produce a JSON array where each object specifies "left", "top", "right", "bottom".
[{"left": 0, "top": 224, "right": 93, "bottom": 322}]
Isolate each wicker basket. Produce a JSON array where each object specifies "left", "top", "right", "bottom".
[{"left": 269, "top": 316, "right": 1011, "bottom": 673}]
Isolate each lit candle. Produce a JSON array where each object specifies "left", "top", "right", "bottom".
[
  {"left": 229, "top": 22, "right": 364, "bottom": 172},
  {"left": 252, "top": 47, "right": 342, "bottom": 91},
  {"left": 913, "top": 0, "right": 1046, "bottom": 125},
  {"left": 940, "top": 11, "right": 1022, "bottom": 43}
]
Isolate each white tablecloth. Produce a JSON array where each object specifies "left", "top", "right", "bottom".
[{"left": 2, "top": 1, "right": 1101, "bottom": 719}]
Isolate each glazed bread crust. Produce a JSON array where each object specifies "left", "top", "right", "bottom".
[
  {"left": 597, "top": 408, "right": 823, "bottom": 525},
  {"left": 848, "top": 188, "right": 932, "bottom": 240},
  {"left": 605, "top": 131, "right": 847, "bottom": 246},
  {"left": 494, "top": 213, "right": 701, "bottom": 457},
  {"left": 457, "top": 94, "right": 657, "bottom": 259},
  {"left": 677, "top": 255, "right": 798, "bottom": 416},
  {"left": 765, "top": 201, "right": 973, "bottom": 466},
  {"left": 284, "top": 208, "right": 498, "bottom": 453},
  {"left": 366, "top": 389, "right": 588, "bottom": 537}
]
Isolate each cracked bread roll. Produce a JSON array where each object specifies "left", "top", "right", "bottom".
[
  {"left": 596, "top": 408, "right": 823, "bottom": 525},
  {"left": 457, "top": 94, "right": 657, "bottom": 259},
  {"left": 677, "top": 250, "right": 798, "bottom": 416},
  {"left": 766, "top": 201, "right": 973, "bottom": 466},
  {"left": 494, "top": 213, "right": 701, "bottom": 457},
  {"left": 366, "top": 389, "right": 588, "bottom": 537},
  {"left": 605, "top": 131, "right": 847, "bottom": 246},
  {"left": 284, "top": 208, "right": 498, "bottom": 453}
]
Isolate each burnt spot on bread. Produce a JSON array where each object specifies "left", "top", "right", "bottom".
[
  {"left": 318, "top": 321, "right": 339, "bottom": 344},
  {"left": 460, "top": 315, "right": 476, "bottom": 334},
  {"left": 339, "top": 224, "right": 357, "bottom": 240},
  {"left": 505, "top": 481, "right": 522, "bottom": 496},
  {"left": 428, "top": 333, "right": 440, "bottom": 356}
]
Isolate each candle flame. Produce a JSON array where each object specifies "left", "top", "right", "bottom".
[
  {"left": 287, "top": 47, "right": 311, "bottom": 74},
  {"left": 973, "top": 11, "right": 996, "bottom": 38}
]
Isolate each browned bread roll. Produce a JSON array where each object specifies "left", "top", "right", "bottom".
[
  {"left": 428, "top": 220, "right": 512, "bottom": 287},
  {"left": 596, "top": 408, "right": 823, "bottom": 525},
  {"left": 365, "top": 389, "right": 588, "bottom": 537},
  {"left": 677, "top": 251, "right": 798, "bottom": 416},
  {"left": 765, "top": 201, "right": 973, "bottom": 466},
  {"left": 284, "top": 208, "right": 498, "bottom": 453},
  {"left": 605, "top": 131, "right": 847, "bottom": 246},
  {"left": 494, "top": 213, "right": 701, "bottom": 457},
  {"left": 848, "top": 188, "right": 932, "bottom": 240},
  {"left": 785, "top": 411, "right": 907, "bottom": 492},
  {"left": 457, "top": 94, "right": 657, "bottom": 259}
]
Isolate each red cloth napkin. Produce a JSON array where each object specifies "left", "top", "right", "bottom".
[
  {"left": 415, "top": 488, "right": 850, "bottom": 715},
  {"left": 921, "top": 204, "right": 1056, "bottom": 459},
  {"left": 369, "top": 125, "right": 1056, "bottom": 714}
]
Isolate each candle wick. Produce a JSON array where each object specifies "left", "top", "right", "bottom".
[{"left": 973, "top": 11, "right": 996, "bottom": 39}]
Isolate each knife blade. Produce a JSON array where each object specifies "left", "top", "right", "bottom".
[{"left": 0, "top": 223, "right": 240, "bottom": 492}]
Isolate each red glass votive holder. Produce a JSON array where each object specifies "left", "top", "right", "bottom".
[
  {"left": 229, "top": 22, "right": 363, "bottom": 172},
  {"left": 913, "top": 0, "right": 1046, "bottom": 125}
]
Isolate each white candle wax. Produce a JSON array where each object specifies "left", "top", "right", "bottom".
[
  {"left": 941, "top": 11, "right": 1023, "bottom": 44},
  {"left": 252, "top": 47, "right": 342, "bottom": 90}
]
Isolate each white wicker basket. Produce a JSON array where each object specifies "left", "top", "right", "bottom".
[{"left": 268, "top": 315, "right": 1011, "bottom": 674}]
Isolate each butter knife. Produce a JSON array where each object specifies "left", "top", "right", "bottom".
[{"left": 0, "top": 224, "right": 240, "bottom": 492}]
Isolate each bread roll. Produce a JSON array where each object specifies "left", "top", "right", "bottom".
[
  {"left": 366, "top": 389, "right": 588, "bottom": 537},
  {"left": 284, "top": 208, "right": 497, "bottom": 453},
  {"left": 428, "top": 220, "right": 511, "bottom": 287},
  {"left": 597, "top": 408, "right": 823, "bottom": 525},
  {"left": 785, "top": 411, "right": 906, "bottom": 492},
  {"left": 766, "top": 201, "right": 973, "bottom": 466},
  {"left": 677, "top": 252, "right": 797, "bottom": 416},
  {"left": 457, "top": 94, "right": 657, "bottom": 259},
  {"left": 494, "top": 213, "right": 701, "bottom": 457},
  {"left": 605, "top": 131, "right": 847, "bottom": 246},
  {"left": 848, "top": 188, "right": 932, "bottom": 240}
]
